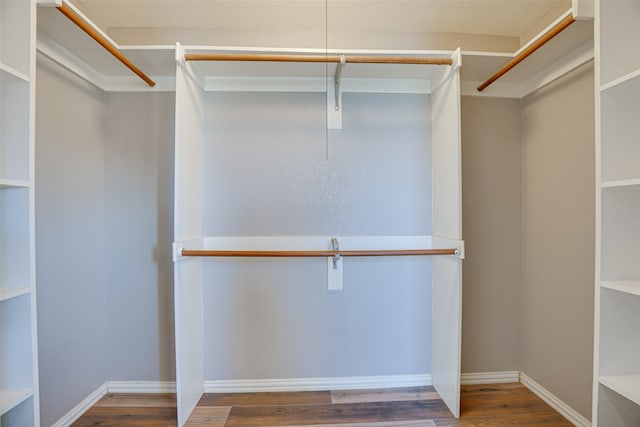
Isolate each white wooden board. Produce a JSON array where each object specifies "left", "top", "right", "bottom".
[
  {"left": 174, "top": 47, "right": 205, "bottom": 427},
  {"left": 430, "top": 51, "right": 462, "bottom": 418}
]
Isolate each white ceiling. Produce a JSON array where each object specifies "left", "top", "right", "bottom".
[{"left": 68, "top": 0, "right": 572, "bottom": 49}]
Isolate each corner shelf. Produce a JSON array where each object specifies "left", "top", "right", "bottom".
[
  {"left": 599, "top": 375, "right": 640, "bottom": 407},
  {"left": 0, "top": 389, "right": 33, "bottom": 416}
]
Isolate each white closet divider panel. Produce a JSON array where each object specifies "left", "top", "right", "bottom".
[
  {"left": 173, "top": 44, "right": 205, "bottom": 427},
  {"left": 430, "top": 49, "right": 462, "bottom": 418}
]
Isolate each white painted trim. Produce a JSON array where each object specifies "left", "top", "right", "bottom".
[
  {"left": 520, "top": 372, "right": 591, "bottom": 427},
  {"left": 204, "top": 374, "right": 432, "bottom": 393},
  {"left": 203, "top": 235, "right": 434, "bottom": 251},
  {"left": 460, "top": 81, "right": 522, "bottom": 98},
  {"left": 520, "top": 41, "right": 594, "bottom": 97},
  {"left": 461, "top": 371, "right": 520, "bottom": 385},
  {"left": 51, "top": 382, "right": 107, "bottom": 427},
  {"left": 462, "top": 42, "right": 594, "bottom": 99},
  {"left": 36, "top": 31, "right": 107, "bottom": 90},
  {"left": 107, "top": 381, "right": 177, "bottom": 393},
  {"left": 205, "top": 77, "right": 431, "bottom": 94},
  {"left": 105, "top": 76, "right": 175, "bottom": 92}
]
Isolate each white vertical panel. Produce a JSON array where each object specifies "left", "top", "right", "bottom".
[
  {"left": 430, "top": 50, "right": 462, "bottom": 418},
  {"left": 174, "top": 46, "right": 205, "bottom": 427}
]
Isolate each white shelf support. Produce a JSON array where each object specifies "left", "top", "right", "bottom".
[
  {"left": 334, "top": 55, "right": 346, "bottom": 112},
  {"left": 328, "top": 237, "right": 344, "bottom": 291},
  {"left": 327, "top": 55, "right": 345, "bottom": 130}
]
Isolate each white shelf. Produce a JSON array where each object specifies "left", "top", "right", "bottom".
[
  {"left": 601, "top": 281, "right": 640, "bottom": 298},
  {"left": 0, "top": 389, "right": 33, "bottom": 416},
  {"left": 601, "top": 179, "right": 640, "bottom": 189},
  {"left": 0, "top": 179, "right": 30, "bottom": 189},
  {"left": 600, "top": 375, "right": 640, "bottom": 407},
  {"left": 0, "top": 63, "right": 31, "bottom": 83},
  {"left": 601, "top": 67, "right": 640, "bottom": 92},
  {"left": 0, "top": 288, "right": 30, "bottom": 303}
]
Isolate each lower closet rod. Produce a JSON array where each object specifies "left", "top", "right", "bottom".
[
  {"left": 181, "top": 248, "right": 457, "bottom": 257},
  {"left": 184, "top": 53, "right": 453, "bottom": 66}
]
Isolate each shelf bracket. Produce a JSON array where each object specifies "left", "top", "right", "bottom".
[
  {"left": 327, "top": 55, "right": 345, "bottom": 130},
  {"left": 335, "top": 55, "right": 346, "bottom": 112},
  {"left": 328, "top": 237, "right": 343, "bottom": 291}
]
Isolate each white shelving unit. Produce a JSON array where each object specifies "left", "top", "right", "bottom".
[
  {"left": 0, "top": 0, "right": 40, "bottom": 426},
  {"left": 593, "top": 1, "right": 640, "bottom": 425}
]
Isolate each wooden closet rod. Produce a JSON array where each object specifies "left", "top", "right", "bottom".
[
  {"left": 181, "top": 248, "right": 457, "bottom": 257},
  {"left": 477, "top": 14, "right": 575, "bottom": 92},
  {"left": 184, "top": 53, "right": 453, "bottom": 66},
  {"left": 57, "top": 3, "right": 156, "bottom": 87}
]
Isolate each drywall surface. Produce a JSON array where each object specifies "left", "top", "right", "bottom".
[
  {"left": 460, "top": 96, "right": 522, "bottom": 374},
  {"left": 520, "top": 63, "right": 595, "bottom": 420},
  {"left": 202, "top": 92, "right": 433, "bottom": 379},
  {"left": 35, "top": 54, "right": 108, "bottom": 427},
  {"left": 104, "top": 92, "right": 175, "bottom": 382}
]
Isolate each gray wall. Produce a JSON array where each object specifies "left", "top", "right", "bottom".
[
  {"left": 35, "top": 54, "right": 108, "bottom": 427},
  {"left": 104, "top": 92, "right": 175, "bottom": 381},
  {"left": 460, "top": 96, "right": 522, "bottom": 374},
  {"left": 520, "top": 62, "right": 595, "bottom": 419},
  {"left": 34, "top": 53, "right": 595, "bottom": 422},
  {"left": 202, "top": 92, "right": 433, "bottom": 379},
  {"left": 35, "top": 55, "right": 176, "bottom": 425}
]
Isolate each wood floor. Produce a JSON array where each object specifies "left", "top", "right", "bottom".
[{"left": 71, "top": 383, "right": 574, "bottom": 426}]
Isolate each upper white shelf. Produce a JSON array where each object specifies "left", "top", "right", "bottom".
[{"left": 36, "top": 3, "right": 593, "bottom": 96}]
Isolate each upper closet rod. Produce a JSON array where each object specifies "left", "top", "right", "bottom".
[
  {"left": 56, "top": 2, "right": 156, "bottom": 87},
  {"left": 181, "top": 248, "right": 457, "bottom": 257},
  {"left": 185, "top": 53, "right": 453, "bottom": 66},
  {"left": 477, "top": 14, "right": 575, "bottom": 92}
]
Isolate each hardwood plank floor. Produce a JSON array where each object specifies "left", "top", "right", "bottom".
[{"left": 71, "top": 383, "right": 574, "bottom": 426}]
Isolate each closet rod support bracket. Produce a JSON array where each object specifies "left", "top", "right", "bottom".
[
  {"left": 335, "top": 55, "right": 346, "bottom": 111},
  {"left": 454, "top": 241, "right": 465, "bottom": 260},
  {"left": 328, "top": 237, "right": 344, "bottom": 291}
]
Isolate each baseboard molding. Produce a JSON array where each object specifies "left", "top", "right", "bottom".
[
  {"left": 52, "top": 382, "right": 108, "bottom": 427},
  {"left": 52, "top": 372, "right": 589, "bottom": 427},
  {"left": 520, "top": 372, "right": 591, "bottom": 427},
  {"left": 107, "top": 381, "right": 177, "bottom": 393},
  {"left": 204, "top": 374, "right": 433, "bottom": 393},
  {"left": 461, "top": 371, "right": 520, "bottom": 385}
]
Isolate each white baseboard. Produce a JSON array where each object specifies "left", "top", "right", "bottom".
[
  {"left": 52, "top": 372, "right": 589, "bottom": 427},
  {"left": 204, "top": 374, "right": 433, "bottom": 393},
  {"left": 107, "top": 381, "right": 177, "bottom": 393},
  {"left": 461, "top": 371, "right": 520, "bottom": 385},
  {"left": 52, "top": 382, "right": 108, "bottom": 427},
  {"left": 520, "top": 372, "right": 591, "bottom": 427}
]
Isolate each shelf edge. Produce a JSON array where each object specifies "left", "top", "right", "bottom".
[
  {"left": 600, "top": 67, "right": 640, "bottom": 92},
  {"left": 599, "top": 375, "right": 640, "bottom": 406},
  {"left": 0, "top": 62, "right": 31, "bottom": 83},
  {"left": 600, "top": 281, "right": 640, "bottom": 297},
  {"left": 0, "top": 389, "right": 34, "bottom": 416}
]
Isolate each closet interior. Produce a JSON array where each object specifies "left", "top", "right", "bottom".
[{"left": 0, "top": 0, "right": 616, "bottom": 426}]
